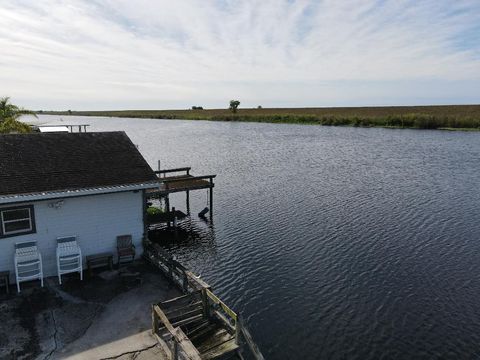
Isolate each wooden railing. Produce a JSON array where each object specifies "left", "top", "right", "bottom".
[
  {"left": 152, "top": 304, "right": 202, "bottom": 360},
  {"left": 160, "top": 175, "right": 216, "bottom": 184},
  {"left": 155, "top": 167, "right": 191, "bottom": 176},
  {"left": 144, "top": 239, "right": 265, "bottom": 359},
  {"left": 144, "top": 240, "right": 209, "bottom": 293}
]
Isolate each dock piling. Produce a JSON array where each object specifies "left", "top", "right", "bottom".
[
  {"left": 147, "top": 167, "right": 216, "bottom": 225},
  {"left": 209, "top": 178, "right": 213, "bottom": 221}
]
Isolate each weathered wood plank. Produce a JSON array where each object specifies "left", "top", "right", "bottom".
[
  {"left": 171, "top": 327, "right": 203, "bottom": 360},
  {"left": 195, "top": 328, "right": 230, "bottom": 353},
  {"left": 154, "top": 305, "right": 175, "bottom": 333},
  {"left": 168, "top": 307, "right": 204, "bottom": 323},
  {"left": 185, "top": 271, "right": 211, "bottom": 291},
  {"left": 239, "top": 317, "right": 265, "bottom": 360},
  {"left": 171, "top": 314, "right": 204, "bottom": 328},
  {"left": 165, "top": 301, "right": 203, "bottom": 317},
  {"left": 155, "top": 167, "right": 191, "bottom": 174},
  {"left": 206, "top": 289, "right": 237, "bottom": 321},
  {"left": 161, "top": 293, "right": 194, "bottom": 306},
  {"left": 201, "top": 338, "right": 239, "bottom": 360}
]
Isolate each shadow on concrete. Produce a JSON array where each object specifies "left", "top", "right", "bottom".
[{"left": 0, "top": 260, "right": 181, "bottom": 360}]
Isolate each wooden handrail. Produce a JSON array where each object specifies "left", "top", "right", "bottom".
[
  {"left": 160, "top": 175, "right": 216, "bottom": 183},
  {"left": 155, "top": 167, "right": 191, "bottom": 174},
  {"left": 205, "top": 289, "right": 237, "bottom": 321},
  {"left": 238, "top": 316, "right": 266, "bottom": 360},
  {"left": 152, "top": 305, "right": 202, "bottom": 360},
  {"left": 154, "top": 305, "right": 175, "bottom": 333},
  {"left": 171, "top": 327, "right": 202, "bottom": 359}
]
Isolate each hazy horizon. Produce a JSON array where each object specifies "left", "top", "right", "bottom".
[{"left": 2, "top": 1, "right": 480, "bottom": 110}]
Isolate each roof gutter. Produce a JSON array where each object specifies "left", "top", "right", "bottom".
[{"left": 0, "top": 181, "right": 160, "bottom": 205}]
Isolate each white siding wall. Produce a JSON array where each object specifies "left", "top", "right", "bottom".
[{"left": 0, "top": 190, "right": 145, "bottom": 282}]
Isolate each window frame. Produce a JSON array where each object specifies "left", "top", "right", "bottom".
[{"left": 0, "top": 205, "right": 36, "bottom": 238}]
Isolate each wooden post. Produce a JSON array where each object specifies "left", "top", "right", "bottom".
[
  {"left": 209, "top": 185, "right": 213, "bottom": 221},
  {"left": 165, "top": 195, "right": 170, "bottom": 213},
  {"left": 172, "top": 340, "right": 178, "bottom": 360},
  {"left": 168, "top": 261, "right": 173, "bottom": 281},
  {"left": 172, "top": 206, "right": 177, "bottom": 228},
  {"left": 235, "top": 315, "right": 241, "bottom": 345},
  {"left": 201, "top": 288, "right": 210, "bottom": 319},
  {"left": 152, "top": 305, "right": 158, "bottom": 335},
  {"left": 186, "top": 191, "right": 190, "bottom": 215},
  {"left": 182, "top": 271, "right": 188, "bottom": 293},
  {"left": 165, "top": 196, "right": 170, "bottom": 227}
]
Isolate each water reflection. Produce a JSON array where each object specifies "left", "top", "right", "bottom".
[
  {"left": 149, "top": 217, "right": 217, "bottom": 266},
  {"left": 35, "top": 115, "right": 480, "bottom": 360}
]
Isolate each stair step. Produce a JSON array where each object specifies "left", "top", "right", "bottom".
[
  {"left": 197, "top": 328, "right": 237, "bottom": 358},
  {"left": 164, "top": 301, "right": 203, "bottom": 317},
  {"left": 201, "top": 338, "right": 239, "bottom": 360},
  {"left": 190, "top": 323, "right": 220, "bottom": 345},
  {"left": 168, "top": 307, "right": 204, "bottom": 323},
  {"left": 185, "top": 320, "right": 211, "bottom": 337},
  {"left": 171, "top": 314, "right": 204, "bottom": 329}
]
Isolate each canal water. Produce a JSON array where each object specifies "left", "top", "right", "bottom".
[{"left": 38, "top": 115, "right": 480, "bottom": 359}]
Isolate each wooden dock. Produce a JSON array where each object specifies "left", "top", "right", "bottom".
[
  {"left": 146, "top": 167, "right": 216, "bottom": 221},
  {"left": 147, "top": 167, "right": 215, "bottom": 196},
  {"left": 144, "top": 240, "right": 265, "bottom": 360},
  {"left": 153, "top": 292, "right": 239, "bottom": 359}
]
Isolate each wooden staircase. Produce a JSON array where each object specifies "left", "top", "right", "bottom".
[
  {"left": 154, "top": 292, "right": 239, "bottom": 359},
  {"left": 145, "top": 239, "right": 265, "bottom": 360}
]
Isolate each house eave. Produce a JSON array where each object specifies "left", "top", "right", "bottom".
[{"left": 0, "top": 181, "right": 160, "bottom": 205}]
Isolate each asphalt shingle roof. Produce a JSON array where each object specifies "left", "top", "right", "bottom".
[{"left": 0, "top": 131, "right": 158, "bottom": 196}]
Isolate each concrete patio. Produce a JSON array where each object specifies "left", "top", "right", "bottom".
[{"left": 0, "top": 261, "right": 180, "bottom": 360}]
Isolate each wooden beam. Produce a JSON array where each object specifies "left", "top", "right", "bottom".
[
  {"left": 185, "top": 271, "right": 211, "bottom": 291},
  {"left": 238, "top": 317, "right": 265, "bottom": 360},
  {"left": 209, "top": 183, "right": 213, "bottom": 221},
  {"left": 160, "top": 175, "right": 216, "bottom": 184},
  {"left": 206, "top": 289, "right": 237, "bottom": 321},
  {"left": 155, "top": 167, "right": 191, "bottom": 174},
  {"left": 171, "top": 327, "right": 202, "bottom": 360}
]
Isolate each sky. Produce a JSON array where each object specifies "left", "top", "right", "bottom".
[{"left": 1, "top": 0, "right": 480, "bottom": 110}]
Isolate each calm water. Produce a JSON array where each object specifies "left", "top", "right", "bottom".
[{"left": 38, "top": 116, "right": 480, "bottom": 359}]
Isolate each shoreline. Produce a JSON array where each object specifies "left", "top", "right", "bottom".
[{"left": 39, "top": 104, "right": 480, "bottom": 131}]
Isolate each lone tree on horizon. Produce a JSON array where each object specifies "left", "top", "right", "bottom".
[
  {"left": 229, "top": 100, "right": 240, "bottom": 114},
  {"left": 0, "top": 96, "right": 36, "bottom": 133}
]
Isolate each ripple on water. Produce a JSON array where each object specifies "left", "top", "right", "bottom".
[{"left": 37, "top": 115, "right": 480, "bottom": 359}]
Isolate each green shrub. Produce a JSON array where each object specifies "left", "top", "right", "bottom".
[{"left": 146, "top": 206, "right": 163, "bottom": 216}]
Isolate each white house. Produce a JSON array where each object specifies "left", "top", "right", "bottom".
[{"left": 0, "top": 131, "right": 159, "bottom": 283}]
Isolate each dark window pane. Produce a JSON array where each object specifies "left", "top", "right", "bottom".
[
  {"left": 4, "top": 220, "right": 31, "bottom": 233},
  {"left": 2, "top": 209, "right": 30, "bottom": 221}
]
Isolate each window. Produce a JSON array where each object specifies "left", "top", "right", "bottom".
[{"left": 0, "top": 205, "right": 36, "bottom": 237}]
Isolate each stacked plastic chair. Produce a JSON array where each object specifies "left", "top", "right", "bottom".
[
  {"left": 14, "top": 241, "right": 44, "bottom": 293},
  {"left": 56, "top": 236, "right": 83, "bottom": 285}
]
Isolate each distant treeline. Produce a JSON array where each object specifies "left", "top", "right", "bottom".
[{"left": 41, "top": 105, "right": 480, "bottom": 130}]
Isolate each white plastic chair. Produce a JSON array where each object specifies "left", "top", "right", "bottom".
[
  {"left": 56, "top": 236, "right": 83, "bottom": 285},
  {"left": 14, "top": 241, "right": 44, "bottom": 293}
]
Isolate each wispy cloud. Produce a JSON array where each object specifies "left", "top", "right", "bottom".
[{"left": 1, "top": 0, "right": 479, "bottom": 109}]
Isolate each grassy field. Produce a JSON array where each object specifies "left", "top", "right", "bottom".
[{"left": 42, "top": 104, "right": 480, "bottom": 130}]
